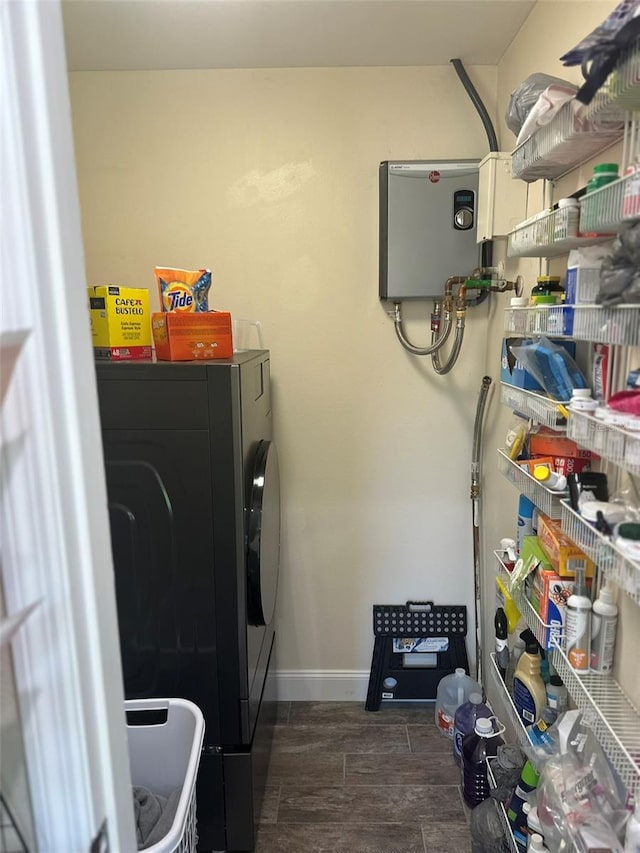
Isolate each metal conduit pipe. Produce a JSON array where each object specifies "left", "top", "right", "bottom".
[
  {"left": 393, "top": 302, "right": 453, "bottom": 355},
  {"left": 450, "top": 59, "right": 499, "bottom": 152}
]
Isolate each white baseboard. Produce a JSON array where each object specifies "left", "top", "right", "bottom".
[{"left": 271, "top": 670, "right": 370, "bottom": 702}]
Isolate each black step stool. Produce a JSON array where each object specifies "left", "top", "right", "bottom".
[{"left": 365, "top": 601, "right": 470, "bottom": 711}]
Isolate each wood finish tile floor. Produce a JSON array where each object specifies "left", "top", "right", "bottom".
[{"left": 254, "top": 702, "right": 471, "bottom": 853}]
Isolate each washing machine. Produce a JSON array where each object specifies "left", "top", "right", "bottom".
[{"left": 95, "top": 351, "right": 280, "bottom": 852}]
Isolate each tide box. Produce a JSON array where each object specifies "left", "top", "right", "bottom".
[
  {"left": 88, "top": 286, "right": 152, "bottom": 360},
  {"left": 152, "top": 311, "right": 232, "bottom": 361},
  {"left": 536, "top": 512, "right": 595, "bottom": 578}
]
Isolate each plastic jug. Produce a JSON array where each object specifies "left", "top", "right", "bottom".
[
  {"left": 435, "top": 667, "right": 481, "bottom": 739},
  {"left": 232, "top": 318, "right": 263, "bottom": 352},
  {"left": 461, "top": 716, "right": 505, "bottom": 809},
  {"left": 453, "top": 692, "right": 491, "bottom": 766}
]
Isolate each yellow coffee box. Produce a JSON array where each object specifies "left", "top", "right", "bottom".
[{"left": 88, "top": 286, "right": 152, "bottom": 360}]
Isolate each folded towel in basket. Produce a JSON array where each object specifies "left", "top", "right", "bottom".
[{"left": 133, "top": 785, "right": 181, "bottom": 850}]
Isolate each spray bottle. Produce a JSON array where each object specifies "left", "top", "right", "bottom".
[
  {"left": 590, "top": 580, "right": 618, "bottom": 674},
  {"left": 494, "top": 607, "right": 510, "bottom": 680},
  {"left": 565, "top": 567, "right": 592, "bottom": 673},
  {"left": 505, "top": 633, "right": 525, "bottom": 696}
]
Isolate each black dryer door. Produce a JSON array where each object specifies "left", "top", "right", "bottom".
[{"left": 247, "top": 440, "right": 280, "bottom": 627}]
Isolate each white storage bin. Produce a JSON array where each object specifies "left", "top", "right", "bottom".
[{"left": 126, "top": 698, "right": 205, "bottom": 853}]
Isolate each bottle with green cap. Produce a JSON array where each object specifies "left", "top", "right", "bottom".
[
  {"left": 586, "top": 162, "right": 619, "bottom": 193},
  {"left": 530, "top": 275, "right": 564, "bottom": 305},
  {"left": 507, "top": 758, "right": 540, "bottom": 848}
]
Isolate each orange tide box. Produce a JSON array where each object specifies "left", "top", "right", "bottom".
[
  {"left": 152, "top": 311, "right": 232, "bottom": 361},
  {"left": 88, "top": 286, "right": 152, "bottom": 360}
]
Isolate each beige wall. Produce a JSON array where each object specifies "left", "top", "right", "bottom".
[
  {"left": 70, "top": 65, "right": 497, "bottom": 692},
  {"left": 484, "top": 0, "right": 640, "bottom": 712},
  {"left": 70, "top": 0, "right": 639, "bottom": 707}
]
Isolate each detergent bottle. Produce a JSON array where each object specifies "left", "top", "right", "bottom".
[{"left": 513, "top": 630, "right": 546, "bottom": 726}]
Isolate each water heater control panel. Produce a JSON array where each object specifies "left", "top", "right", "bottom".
[{"left": 453, "top": 189, "right": 475, "bottom": 230}]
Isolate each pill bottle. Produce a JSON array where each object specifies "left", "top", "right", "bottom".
[
  {"left": 624, "top": 415, "right": 640, "bottom": 467},
  {"left": 586, "top": 163, "right": 619, "bottom": 193},
  {"left": 604, "top": 410, "right": 627, "bottom": 461},
  {"left": 531, "top": 276, "right": 564, "bottom": 303},
  {"left": 510, "top": 296, "right": 529, "bottom": 334},
  {"left": 554, "top": 198, "right": 580, "bottom": 239},
  {"left": 570, "top": 389, "right": 599, "bottom": 413}
]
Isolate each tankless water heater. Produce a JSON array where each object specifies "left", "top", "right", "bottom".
[{"left": 379, "top": 160, "right": 481, "bottom": 301}]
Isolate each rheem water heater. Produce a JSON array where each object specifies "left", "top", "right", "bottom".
[{"left": 379, "top": 160, "right": 481, "bottom": 301}]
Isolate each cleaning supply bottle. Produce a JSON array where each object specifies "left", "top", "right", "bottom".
[
  {"left": 529, "top": 833, "right": 550, "bottom": 852},
  {"left": 517, "top": 495, "right": 536, "bottom": 553},
  {"left": 496, "top": 574, "right": 521, "bottom": 634},
  {"left": 461, "top": 716, "right": 505, "bottom": 809},
  {"left": 624, "top": 799, "right": 640, "bottom": 852},
  {"left": 453, "top": 692, "right": 490, "bottom": 767},
  {"left": 495, "top": 607, "right": 510, "bottom": 680},
  {"left": 435, "top": 668, "right": 481, "bottom": 739},
  {"left": 507, "top": 759, "right": 540, "bottom": 848},
  {"left": 565, "top": 566, "right": 592, "bottom": 673},
  {"left": 506, "top": 633, "right": 526, "bottom": 697},
  {"left": 546, "top": 674, "right": 568, "bottom": 712},
  {"left": 526, "top": 707, "right": 558, "bottom": 751},
  {"left": 590, "top": 580, "right": 618, "bottom": 674},
  {"left": 513, "top": 629, "right": 546, "bottom": 726},
  {"left": 527, "top": 805, "right": 544, "bottom": 846},
  {"left": 539, "top": 648, "right": 550, "bottom": 685}
]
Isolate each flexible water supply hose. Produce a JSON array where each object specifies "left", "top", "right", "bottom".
[
  {"left": 471, "top": 376, "right": 492, "bottom": 684},
  {"left": 393, "top": 302, "right": 453, "bottom": 356},
  {"left": 431, "top": 323, "right": 465, "bottom": 374}
]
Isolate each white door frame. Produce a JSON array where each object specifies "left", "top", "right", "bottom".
[{"left": 1, "top": 0, "right": 135, "bottom": 848}]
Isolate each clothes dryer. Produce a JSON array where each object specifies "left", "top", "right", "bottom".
[{"left": 96, "top": 351, "right": 279, "bottom": 852}]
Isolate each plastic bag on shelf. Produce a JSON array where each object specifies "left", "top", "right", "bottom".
[
  {"left": 506, "top": 73, "right": 578, "bottom": 137},
  {"left": 536, "top": 713, "right": 629, "bottom": 850},
  {"left": 469, "top": 798, "right": 511, "bottom": 853},
  {"left": 509, "top": 337, "right": 589, "bottom": 401},
  {"left": 598, "top": 222, "right": 640, "bottom": 306},
  {"left": 515, "top": 85, "right": 580, "bottom": 147},
  {"left": 523, "top": 709, "right": 581, "bottom": 773},
  {"left": 505, "top": 412, "right": 531, "bottom": 460}
]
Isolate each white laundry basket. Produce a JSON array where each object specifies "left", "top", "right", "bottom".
[{"left": 126, "top": 698, "right": 205, "bottom": 853}]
